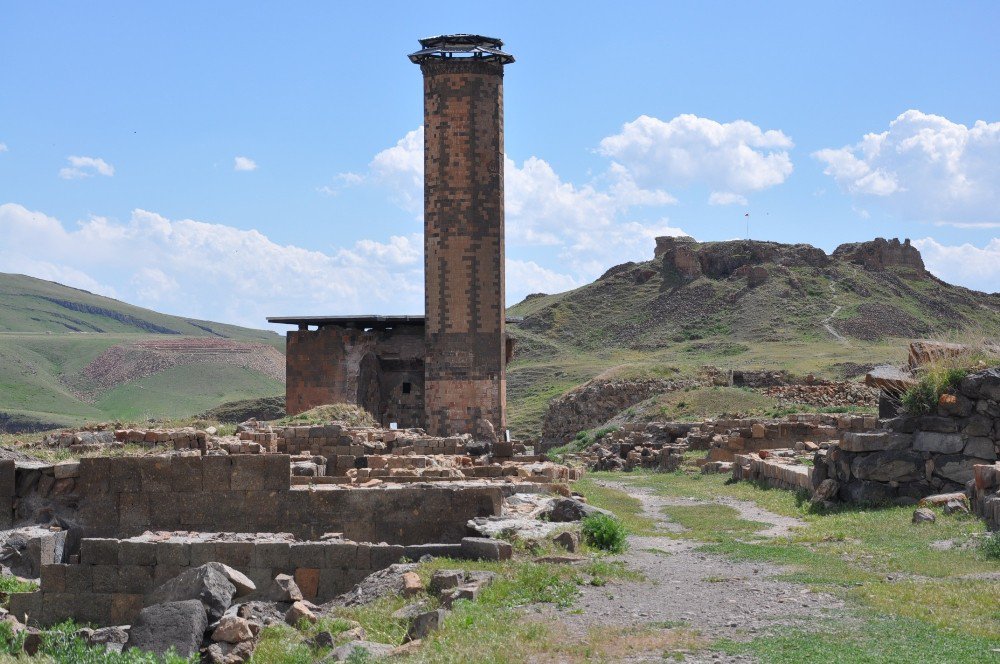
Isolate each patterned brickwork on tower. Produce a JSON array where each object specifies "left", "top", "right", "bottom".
[{"left": 411, "top": 36, "right": 514, "bottom": 436}]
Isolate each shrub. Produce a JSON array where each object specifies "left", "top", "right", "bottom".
[
  {"left": 900, "top": 367, "right": 969, "bottom": 416},
  {"left": 981, "top": 531, "right": 1000, "bottom": 560},
  {"left": 581, "top": 513, "right": 629, "bottom": 554}
]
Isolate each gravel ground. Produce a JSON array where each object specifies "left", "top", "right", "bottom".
[{"left": 533, "top": 480, "right": 849, "bottom": 663}]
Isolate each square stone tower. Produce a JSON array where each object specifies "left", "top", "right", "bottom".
[{"left": 409, "top": 35, "right": 514, "bottom": 437}]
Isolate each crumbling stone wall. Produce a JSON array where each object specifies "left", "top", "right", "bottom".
[
  {"left": 812, "top": 368, "right": 1000, "bottom": 504},
  {"left": 11, "top": 535, "right": 461, "bottom": 626},
  {"left": 540, "top": 379, "right": 690, "bottom": 450}
]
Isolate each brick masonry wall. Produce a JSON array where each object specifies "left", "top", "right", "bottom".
[
  {"left": 284, "top": 325, "right": 426, "bottom": 428},
  {"left": 9, "top": 537, "right": 462, "bottom": 626},
  {"left": 421, "top": 58, "right": 507, "bottom": 437},
  {"left": 70, "top": 455, "right": 502, "bottom": 543}
]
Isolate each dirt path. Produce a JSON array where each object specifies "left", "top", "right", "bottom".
[
  {"left": 537, "top": 480, "right": 847, "bottom": 662},
  {"left": 821, "top": 281, "right": 849, "bottom": 344}
]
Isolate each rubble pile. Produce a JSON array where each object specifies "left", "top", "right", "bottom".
[{"left": 761, "top": 382, "right": 877, "bottom": 409}]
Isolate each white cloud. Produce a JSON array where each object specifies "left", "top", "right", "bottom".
[
  {"left": 0, "top": 203, "right": 426, "bottom": 328},
  {"left": 233, "top": 156, "right": 258, "bottom": 172},
  {"left": 708, "top": 191, "right": 748, "bottom": 206},
  {"left": 912, "top": 237, "right": 1000, "bottom": 294},
  {"left": 59, "top": 155, "right": 115, "bottom": 179},
  {"left": 0, "top": 143, "right": 7, "bottom": 152},
  {"left": 814, "top": 110, "right": 1000, "bottom": 224},
  {"left": 598, "top": 114, "right": 794, "bottom": 203},
  {"left": 337, "top": 126, "right": 686, "bottom": 281},
  {"left": 506, "top": 259, "right": 581, "bottom": 301}
]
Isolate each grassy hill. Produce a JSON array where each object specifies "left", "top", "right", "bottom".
[
  {"left": 0, "top": 273, "right": 285, "bottom": 432},
  {"left": 505, "top": 237, "right": 1000, "bottom": 436}
]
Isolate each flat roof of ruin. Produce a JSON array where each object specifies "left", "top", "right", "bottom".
[{"left": 267, "top": 315, "right": 524, "bottom": 328}]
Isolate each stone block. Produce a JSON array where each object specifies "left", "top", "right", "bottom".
[
  {"left": 112, "top": 593, "right": 143, "bottom": 625},
  {"left": 850, "top": 450, "right": 924, "bottom": 482},
  {"left": 171, "top": 456, "right": 204, "bottom": 493},
  {"left": 40, "top": 563, "right": 66, "bottom": 593},
  {"left": 189, "top": 542, "right": 219, "bottom": 567},
  {"left": 933, "top": 455, "right": 978, "bottom": 484},
  {"left": 156, "top": 542, "right": 191, "bottom": 567},
  {"left": 120, "top": 541, "right": 158, "bottom": 566},
  {"left": 119, "top": 565, "right": 155, "bottom": 593},
  {"left": 91, "top": 565, "right": 120, "bottom": 593},
  {"left": 289, "top": 543, "right": 326, "bottom": 569},
  {"left": 914, "top": 431, "right": 965, "bottom": 454},
  {"left": 460, "top": 537, "right": 513, "bottom": 561},
  {"left": 317, "top": 568, "right": 350, "bottom": 599},
  {"left": 52, "top": 461, "right": 80, "bottom": 479},
  {"left": 294, "top": 567, "right": 320, "bottom": 600},
  {"left": 231, "top": 456, "right": 268, "bottom": 491},
  {"left": 840, "top": 432, "right": 912, "bottom": 452},
  {"left": 139, "top": 457, "right": 172, "bottom": 493},
  {"left": 354, "top": 544, "right": 371, "bottom": 570},
  {"left": 252, "top": 542, "right": 290, "bottom": 569},
  {"left": 202, "top": 455, "right": 233, "bottom": 491},
  {"left": 370, "top": 544, "right": 405, "bottom": 570},
  {"left": 64, "top": 563, "right": 93, "bottom": 593},
  {"left": 325, "top": 543, "right": 357, "bottom": 568},
  {"left": 262, "top": 455, "right": 291, "bottom": 490},
  {"left": 118, "top": 493, "right": 150, "bottom": 532},
  {"left": 215, "top": 541, "right": 255, "bottom": 568},
  {"left": 964, "top": 437, "right": 998, "bottom": 460},
  {"left": 81, "top": 539, "right": 120, "bottom": 566},
  {"left": 0, "top": 460, "right": 15, "bottom": 497},
  {"left": 8, "top": 591, "right": 41, "bottom": 622}
]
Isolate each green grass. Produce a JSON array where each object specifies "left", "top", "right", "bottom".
[
  {"left": 94, "top": 363, "right": 283, "bottom": 421},
  {"left": 716, "top": 613, "right": 1000, "bottom": 663}
]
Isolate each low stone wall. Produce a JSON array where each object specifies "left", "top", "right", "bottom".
[
  {"left": 9, "top": 534, "right": 462, "bottom": 626},
  {"left": 5, "top": 455, "right": 502, "bottom": 547},
  {"left": 733, "top": 454, "right": 813, "bottom": 491},
  {"left": 540, "top": 379, "right": 691, "bottom": 450},
  {"left": 812, "top": 368, "right": 1000, "bottom": 504},
  {"left": 703, "top": 414, "right": 878, "bottom": 461}
]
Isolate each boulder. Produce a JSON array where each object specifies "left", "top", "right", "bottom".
[
  {"left": 329, "top": 641, "right": 395, "bottom": 661},
  {"left": 206, "top": 640, "right": 255, "bottom": 664},
  {"left": 553, "top": 531, "right": 580, "bottom": 553},
  {"left": 125, "top": 600, "right": 208, "bottom": 658},
  {"left": 933, "top": 455, "right": 978, "bottom": 484},
  {"left": 547, "top": 498, "right": 613, "bottom": 522},
  {"left": 839, "top": 432, "right": 912, "bottom": 452},
  {"left": 429, "top": 570, "right": 464, "bottom": 594},
  {"left": 912, "top": 508, "right": 936, "bottom": 524},
  {"left": 407, "top": 609, "right": 447, "bottom": 641},
  {"left": 207, "top": 562, "right": 256, "bottom": 597},
  {"left": 269, "top": 573, "right": 303, "bottom": 602},
  {"left": 212, "top": 615, "right": 254, "bottom": 644},
  {"left": 944, "top": 499, "right": 969, "bottom": 515},
  {"left": 146, "top": 564, "right": 237, "bottom": 620},
  {"left": 76, "top": 626, "right": 129, "bottom": 653},
  {"left": 811, "top": 478, "right": 840, "bottom": 503},
  {"left": 284, "top": 600, "right": 316, "bottom": 626},
  {"left": 401, "top": 572, "right": 423, "bottom": 597}
]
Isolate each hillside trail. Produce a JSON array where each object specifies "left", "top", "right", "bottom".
[
  {"left": 533, "top": 479, "right": 847, "bottom": 663},
  {"left": 821, "top": 280, "right": 849, "bottom": 344}
]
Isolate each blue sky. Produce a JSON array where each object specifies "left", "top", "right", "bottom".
[{"left": 2, "top": 1, "right": 998, "bottom": 329}]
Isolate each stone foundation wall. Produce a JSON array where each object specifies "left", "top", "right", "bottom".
[
  {"left": 733, "top": 454, "right": 812, "bottom": 491},
  {"left": 704, "top": 414, "right": 878, "bottom": 461},
  {"left": 6, "top": 455, "right": 501, "bottom": 546},
  {"left": 812, "top": 368, "right": 1000, "bottom": 504},
  {"left": 9, "top": 535, "right": 462, "bottom": 626}
]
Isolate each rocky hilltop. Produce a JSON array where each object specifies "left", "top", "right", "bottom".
[{"left": 505, "top": 236, "right": 1000, "bottom": 436}]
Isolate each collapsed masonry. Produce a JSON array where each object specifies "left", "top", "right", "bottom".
[
  {"left": 4, "top": 420, "right": 578, "bottom": 628},
  {"left": 726, "top": 367, "right": 1000, "bottom": 528}
]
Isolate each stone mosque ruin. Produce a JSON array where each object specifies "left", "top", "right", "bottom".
[
  {"left": 1, "top": 32, "right": 999, "bottom": 662},
  {"left": 271, "top": 34, "right": 515, "bottom": 440}
]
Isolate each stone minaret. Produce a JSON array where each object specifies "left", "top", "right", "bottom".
[{"left": 409, "top": 35, "right": 514, "bottom": 437}]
